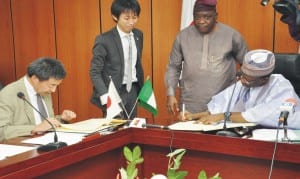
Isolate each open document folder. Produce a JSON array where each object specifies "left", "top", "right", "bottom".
[
  {"left": 168, "top": 121, "right": 256, "bottom": 132},
  {"left": 56, "top": 118, "right": 127, "bottom": 134}
]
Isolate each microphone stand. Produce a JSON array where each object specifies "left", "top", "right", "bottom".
[
  {"left": 280, "top": 111, "right": 291, "bottom": 142},
  {"left": 216, "top": 79, "right": 239, "bottom": 137},
  {"left": 17, "top": 92, "right": 67, "bottom": 152}
]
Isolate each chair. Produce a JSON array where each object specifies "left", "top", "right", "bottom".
[{"left": 273, "top": 53, "right": 300, "bottom": 96}]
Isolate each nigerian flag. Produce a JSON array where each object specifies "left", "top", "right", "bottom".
[{"left": 138, "top": 79, "right": 158, "bottom": 116}]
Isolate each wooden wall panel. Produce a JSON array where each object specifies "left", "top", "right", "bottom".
[
  {"left": 54, "top": 0, "right": 101, "bottom": 120},
  {"left": 217, "top": 0, "right": 274, "bottom": 50},
  {"left": 100, "top": 0, "right": 115, "bottom": 32},
  {"left": 152, "top": 0, "right": 182, "bottom": 125},
  {"left": 0, "top": 0, "right": 15, "bottom": 86},
  {"left": 274, "top": 12, "right": 299, "bottom": 52},
  {"left": 11, "top": 0, "right": 59, "bottom": 112}
]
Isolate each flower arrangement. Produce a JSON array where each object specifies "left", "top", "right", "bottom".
[{"left": 117, "top": 145, "right": 221, "bottom": 179}]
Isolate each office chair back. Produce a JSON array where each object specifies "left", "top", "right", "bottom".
[{"left": 273, "top": 53, "right": 300, "bottom": 96}]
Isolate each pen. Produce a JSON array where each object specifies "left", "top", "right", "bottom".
[{"left": 182, "top": 103, "right": 185, "bottom": 120}]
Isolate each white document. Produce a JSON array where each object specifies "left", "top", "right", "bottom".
[
  {"left": 251, "top": 129, "right": 300, "bottom": 141},
  {"left": 129, "top": 118, "right": 146, "bottom": 128},
  {"left": 22, "top": 132, "right": 85, "bottom": 145},
  {"left": 0, "top": 144, "right": 36, "bottom": 160},
  {"left": 168, "top": 121, "right": 256, "bottom": 131}
]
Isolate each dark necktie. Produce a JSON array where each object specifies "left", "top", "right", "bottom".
[
  {"left": 126, "top": 35, "right": 132, "bottom": 92},
  {"left": 36, "top": 94, "right": 48, "bottom": 119}
]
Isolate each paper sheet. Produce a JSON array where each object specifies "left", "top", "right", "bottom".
[
  {"left": 0, "top": 144, "right": 36, "bottom": 160},
  {"left": 22, "top": 132, "right": 85, "bottom": 145},
  {"left": 168, "top": 121, "right": 256, "bottom": 131},
  {"left": 251, "top": 129, "right": 300, "bottom": 141}
]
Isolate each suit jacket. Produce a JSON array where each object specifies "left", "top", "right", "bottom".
[
  {"left": 0, "top": 77, "right": 54, "bottom": 141},
  {"left": 90, "top": 27, "right": 144, "bottom": 109}
]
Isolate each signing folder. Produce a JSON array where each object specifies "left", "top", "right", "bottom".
[
  {"left": 56, "top": 118, "right": 126, "bottom": 134},
  {"left": 168, "top": 121, "right": 256, "bottom": 131}
]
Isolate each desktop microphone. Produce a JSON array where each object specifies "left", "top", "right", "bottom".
[
  {"left": 17, "top": 92, "right": 67, "bottom": 152},
  {"left": 279, "top": 98, "right": 297, "bottom": 124},
  {"left": 278, "top": 98, "right": 297, "bottom": 142},
  {"left": 216, "top": 73, "right": 241, "bottom": 137}
]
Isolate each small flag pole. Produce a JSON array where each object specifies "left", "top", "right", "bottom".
[
  {"left": 128, "top": 76, "right": 151, "bottom": 119},
  {"left": 128, "top": 98, "right": 138, "bottom": 119},
  {"left": 120, "top": 102, "right": 130, "bottom": 119}
]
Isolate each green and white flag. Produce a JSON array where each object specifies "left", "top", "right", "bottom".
[{"left": 138, "top": 79, "right": 158, "bottom": 116}]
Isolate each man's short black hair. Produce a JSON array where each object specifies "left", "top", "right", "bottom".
[
  {"left": 111, "top": 0, "right": 141, "bottom": 20},
  {"left": 27, "top": 57, "right": 66, "bottom": 81}
]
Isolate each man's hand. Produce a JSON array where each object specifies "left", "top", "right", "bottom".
[
  {"left": 167, "top": 96, "right": 179, "bottom": 115},
  {"left": 61, "top": 110, "right": 76, "bottom": 121},
  {"left": 196, "top": 113, "right": 224, "bottom": 124},
  {"left": 177, "top": 110, "right": 193, "bottom": 121},
  {"left": 178, "top": 111, "right": 211, "bottom": 121},
  {"left": 31, "top": 118, "right": 61, "bottom": 134}
]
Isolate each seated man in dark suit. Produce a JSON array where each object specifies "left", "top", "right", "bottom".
[{"left": 0, "top": 57, "right": 76, "bottom": 141}]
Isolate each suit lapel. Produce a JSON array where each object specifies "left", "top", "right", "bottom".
[
  {"left": 112, "top": 28, "right": 125, "bottom": 67},
  {"left": 16, "top": 77, "right": 36, "bottom": 124}
]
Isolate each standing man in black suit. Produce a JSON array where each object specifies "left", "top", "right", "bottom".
[{"left": 90, "top": 0, "right": 144, "bottom": 119}]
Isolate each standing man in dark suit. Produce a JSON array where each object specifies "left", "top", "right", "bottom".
[{"left": 90, "top": 0, "right": 144, "bottom": 119}]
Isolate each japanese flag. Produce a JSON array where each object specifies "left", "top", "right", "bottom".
[{"left": 106, "top": 80, "right": 122, "bottom": 120}]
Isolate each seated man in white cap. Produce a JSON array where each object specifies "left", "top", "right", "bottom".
[{"left": 180, "top": 49, "right": 300, "bottom": 129}]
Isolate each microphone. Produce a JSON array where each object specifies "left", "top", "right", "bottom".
[
  {"left": 17, "top": 92, "right": 67, "bottom": 152},
  {"left": 216, "top": 73, "right": 241, "bottom": 137},
  {"left": 278, "top": 98, "right": 297, "bottom": 142}
]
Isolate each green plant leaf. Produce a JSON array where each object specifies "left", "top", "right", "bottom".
[
  {"left": 198, "top": 170, "right": 207, "bottom": 179},
  {"left": 123, "top": 146, "right": 133, "bottom": 162},
  {"left": 167, "top": 169, "right": 176, "bottom": 178},
  {"left": 126, "top": 162, "right": 136, "bottom": 176},
  {"left": 134, "top": 158, "right": 144, "bottom": 164},
  {"left": 175, "top": 171, "right": 188, "bottom": 179},
  {"left": 172, "top": 150, "right": 186, "bottom": 170},
  {"left": 167, "top": 149, "right": 186, "bottom": 157},
  {"left": 209, "top": 172, "right": 221, "bottom": 179},
  {"left": 128, "top": 168, "right": 138, "bottom": 179},
  {"left": 132, "top": 145, "right": 142, "bottom": 160}
]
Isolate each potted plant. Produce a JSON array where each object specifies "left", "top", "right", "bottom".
[{"left": 117, "top": 145, "right": 221, "bottom": 179}]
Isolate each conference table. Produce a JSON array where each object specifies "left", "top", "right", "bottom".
[{"left": 0, "top": 127, "right": 300, "bottom": 178}]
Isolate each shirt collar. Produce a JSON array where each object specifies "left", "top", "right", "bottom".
[
  {"left": 116, "top": 25, "right": 133, "bottom": 39},
  {"left": 24, "top": 76, "right": 37, "bottom": 96}
]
